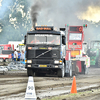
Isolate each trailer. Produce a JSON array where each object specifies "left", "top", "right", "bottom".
[{"left": 0, "top": 44, "right": 14, "bottom": 63}]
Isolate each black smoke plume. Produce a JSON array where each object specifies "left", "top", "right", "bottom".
[{"left": 31, "top": 1, "right": 42, "bottom": 28}]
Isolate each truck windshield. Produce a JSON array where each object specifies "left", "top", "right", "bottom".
[
  {"left": 69, "top": 33, "right": 82, "bottom": 40},
  {"left": 27, "top": 34, "right": 60, "bottom": 45}
]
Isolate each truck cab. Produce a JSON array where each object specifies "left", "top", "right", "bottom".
[{"left": 24, "top": 26, "right": 67, "bottom": 77}]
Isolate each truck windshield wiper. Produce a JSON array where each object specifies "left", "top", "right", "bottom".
[{"left": 36, "top": 50, "right": 51, "bottom": 58}]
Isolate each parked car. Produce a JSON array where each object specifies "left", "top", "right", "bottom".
[
  {"left": 0, "top": 66, "right": 8, "bottom": 74},
  {"left": 18, "top": 65, "right": 26, "bottom": 71},
  {"left": 8, "top": 62, "right": 15, "bottom": 66},
  {"left": 10, "top": 65, "right": 18, "bottom": 70},
  {"left": 6, "top": 66, "right": 11, "bottom": 71}
]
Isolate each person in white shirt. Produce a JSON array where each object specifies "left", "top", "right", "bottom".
[
  {"left": 14, "top": 49, "right": 18, "bottom": 61},
  {"left": 20, "top": 50, "right": 25, "bottom": 61}
]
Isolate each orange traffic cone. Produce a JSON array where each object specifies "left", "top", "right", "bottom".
[{"left": 70, "top": 76, "right": 77, "bottom": 93}]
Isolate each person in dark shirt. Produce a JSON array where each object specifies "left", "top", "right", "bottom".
[{"left": 17, "top": 51, "right": 21, "bottom": 61}]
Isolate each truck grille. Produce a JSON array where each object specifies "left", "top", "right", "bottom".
[
  {"left": 36, "top": 50, "right": 52, "bottom": 58},
  {"left": 33, "top": 60, "right": 53, "bottom": 64},
  {"left": 27, "top": 50, "right": 35, "bottom": 58},
  {"left": 27, "top": 50, "right": 60, "bottom": 58}
]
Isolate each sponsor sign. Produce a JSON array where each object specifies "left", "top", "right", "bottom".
[
  {"left": 68, "top": 42, "right": 82, "bottom": 50},
  {"left": 69, "top": 45, "right": 81, "bottom": 48}
]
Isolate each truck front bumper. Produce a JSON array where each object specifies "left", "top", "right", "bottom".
[{"left": 25, "top": 63, "right": 62, "bottom": 69}]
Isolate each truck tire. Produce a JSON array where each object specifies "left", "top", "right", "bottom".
[
  {"left": 71, "top": 61, "right": 76, "bottom": 76},
  {"left": 69, "top": 64, "right": 72, "bottom": 77},
  {"left": 5, "top": 59, "right": 9, "bottom": 62},
  {"left": 57, "top": 63, "right": 65, "bottom": 77},
  {"left": 27, "top": 69, "right": 33, "bottom": 76},
  {"left": 81, "top": 61, "right": 86, "bottom": 74},
  {"left": 65, "top": 62, "right": 72, "bottom": 77},
  {"left": 98, "top": 57, "right": 100, "bottom": 67}
]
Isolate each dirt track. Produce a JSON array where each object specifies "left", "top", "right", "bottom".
[{"left": 0, "top": 67, "right": 100, "bottom": 100}]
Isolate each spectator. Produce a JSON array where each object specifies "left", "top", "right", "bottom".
[
  {"left": 18, "top": 51, "right": 21, "bottom": 61},
  {"left": 20, "top": 50, "right": 25, "bottom": 61},
  {"left": 14, "top": 49, "right": 18, "bottom": 61}
]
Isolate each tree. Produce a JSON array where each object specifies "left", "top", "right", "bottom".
[{"left": 0, "top": 0, "right": 32, "bottom": 44}]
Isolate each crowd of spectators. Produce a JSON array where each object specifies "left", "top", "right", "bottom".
[{"left": 11, "top": 49, "right": 25, "bottom": 62}]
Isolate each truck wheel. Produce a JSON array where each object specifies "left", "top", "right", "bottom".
[
  {"left": 98, "top": 57, "right": 100, "bottom": 67},
  {"left": 62, "top": 63, "right": 65, "bottom": 77},
  {"left": 66, "top": 67, "right": 72, "bottom": 77},
  {"left": 5, "top": 59, "right": 9, "bottom": 62},
  {"left": 69, "top": 65, "right": 72, "bottom": 77},
  {"left": 57, "top": 63, "right": 65, "bottom": 77},
  {"left": 27, "top": 69, "right": 32, "bottom": 76},
  {"left": 81, "top": 61, "right": 86, "bottom": 74}
]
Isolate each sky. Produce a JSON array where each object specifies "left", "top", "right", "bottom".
[
  {"left": 0, "top": 0, "right": 2, "bottom": 6},
  {"left": 0, "top": 0, "right": 12, "bottom": 18},
  {"left": 0, "top": 0, "right": 100, "bottom": 41},
  {"left": 28, "top": 0, "right": 100, "bottom": 41},
  {"left": 30, "top": 0, "right": 100, "bottom": 25}
]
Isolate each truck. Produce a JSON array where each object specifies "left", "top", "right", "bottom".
[
  {"left": 87, "top": 40, "right": 100, "bottom": 67},
  {"left": 8, "top": 40, "right": 25, "bottom": 51},
  {"left": 66, "top": 25, "right": 90, "bottom": 75},
  {"left": 17, "top": 43, "right": 25, "bottom": 52},
  {"left": 24, "top": 26, "right": 71, "bottom": 77},
  {"left": 24, "top": 25, "right": 89, "bottom": 77},
  {"left": 0, "top": 44, "right": 14, "bottom": 63}
]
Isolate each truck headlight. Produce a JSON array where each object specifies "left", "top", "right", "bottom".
[
  {"left": 27, "top": 60, "right": 32, "bottom": 63},
  {"left": 54, "top": 60, "right": 59, "bottom": 64},
  {"left": 54, "top": 60, "right": 62, "bottom": 64},
  {"left": 28, "top": 65, "right": 31, "bottom": 67},
  {"left": 59, "top": 60, "right": 62, "bottom": 64}
]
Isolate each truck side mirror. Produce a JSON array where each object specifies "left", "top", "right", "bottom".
[
  {"left": 60, "top": 28, "right": 65, "bottom": 31},
  {"left": 83, "top": 43, "right": 87, "bottom": 45},
  {"left": 24, "top": 35, "right": 26, "bottom": 45},
  {"left": 62, "top": 37, "right": 66, "bottom": 45}
]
